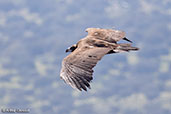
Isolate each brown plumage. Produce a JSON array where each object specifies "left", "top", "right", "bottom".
[{"left": 60, "top": 28, "right": 139, "bottom": 91}]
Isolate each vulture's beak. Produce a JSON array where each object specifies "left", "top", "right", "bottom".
[
  {"left": 65, "top": 48, "right": 71, "bottom": 53},
  {"left": 65, "top": 44, "right": 77, "bottom": 53},
  {"left": 123, "top": 37, "right": 132, "bottom": 43}
]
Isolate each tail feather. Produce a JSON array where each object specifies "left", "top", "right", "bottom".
[{"left": 114, "top": 43, "right": 139, "bottom": 52}]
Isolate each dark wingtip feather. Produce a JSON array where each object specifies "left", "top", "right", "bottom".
[
  {"left": 72, "top": 76, "right": 92, "bottom": 91},
  {"left": 123, "top": 37, "right": 133, "bottom": 43},
  {"left": 80, "top": 82, "right": 87, "bottom": 91},
  {"left": 77, "top": 77, "right": 88, "bottom": 91},
  {"left": 84, "top": 76, "right": 93, "bottom": 82},
  {"left": 80, "top": 77, "right": 91, "bottom": 89},
  {"left": 131, "top": 47, "right": 139, "bottom": 51},
  {"left": 70, "top": 77, "right": 82, "bottom": 91},
  {"left": 74, "top": 77, "right": 87, "bottom": 91}
]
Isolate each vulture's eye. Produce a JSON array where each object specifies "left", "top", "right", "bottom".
[{"left": 94, "top": 32, "right": 99, "bottom": 35}]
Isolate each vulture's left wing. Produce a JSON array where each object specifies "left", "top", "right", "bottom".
[{"left": 60, "top": 46, "right": 111, "bottom": 91}]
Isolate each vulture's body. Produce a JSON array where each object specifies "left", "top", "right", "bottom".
[{"left": 60, "top": 28, "right": 139, "bottom": 91}]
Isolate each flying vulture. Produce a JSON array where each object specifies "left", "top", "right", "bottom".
[{"left": 60, "top": 28, "right": 139, "bottom": 91}]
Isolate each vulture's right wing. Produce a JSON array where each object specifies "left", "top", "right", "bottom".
[{"left": 86, "top": 28, "right": 132, "bottom": 43}]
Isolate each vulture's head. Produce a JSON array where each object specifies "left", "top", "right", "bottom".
[{"left": 65, "top": 44, "right": 77, "bottom": 53}]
